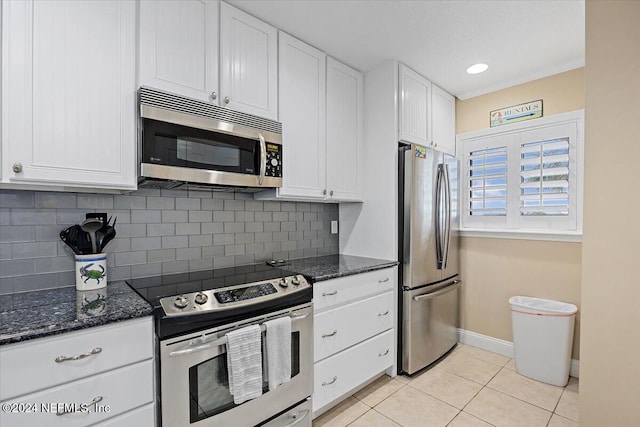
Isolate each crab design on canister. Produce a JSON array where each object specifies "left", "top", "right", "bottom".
[{"left": 79, "top": 263, "right": 106, "bottom": 285}]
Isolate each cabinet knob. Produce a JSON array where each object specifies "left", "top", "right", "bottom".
[
  {"left": 211, "top": 92, "right": 217, "bottom": 100},
  {"left": 224, "top": 96, "right": 230, "bottom": 104},
  {"left": 322, "top": 189, "right": 327, "bottom": 195},
  {"left": 330, "top": 190, "right": 334, "bottom": 196},
  {"left": 12, "top": 162, "right": 23, "bottom": 173}
]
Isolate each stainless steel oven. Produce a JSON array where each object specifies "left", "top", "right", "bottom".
[
  {"left": 160, "top": 304, "right": 312, "bottom": 427},
  {"left": 127, "top": 264, "right": 313, "bottom": 427}
]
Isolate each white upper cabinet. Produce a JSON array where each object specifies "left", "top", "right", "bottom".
[
  {"left": 398, "top": 63, "right": 432, "bottom": 146},
  {"left": 139, "top": 0, "right": 219, "bottom": 103},
  {"left": 326, "top": 58, "right": 364, "bottom": 202},
  {"left": 1, "top": 0, "right": 137, "bottom": 190},
  {"left": 219, "top": 2, "right": 278, "bottom": 120},
  {"left": 277, "top": 32, "right": 326, "bottom": 200},
  {"left": 431, "top": 83, "right": 456, "bottom": 156}
]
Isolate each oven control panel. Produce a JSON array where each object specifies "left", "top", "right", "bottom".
[
  {"left": 214, "top": 283, "right": 277, "bottom": 304},
  {"left": 159, "top": 274, "right": 310, "bottom": 316}
]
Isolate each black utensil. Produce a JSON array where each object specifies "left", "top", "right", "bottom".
[
  {"left": 60, "top": 226, "right": 81, "bottom": 255},
  {"left": 100, "top": 226, "right": 117, "bottom": 251}
]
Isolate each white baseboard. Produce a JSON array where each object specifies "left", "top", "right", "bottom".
[{"left": 457, "top": 328, "right": 580, "bottom": 378}]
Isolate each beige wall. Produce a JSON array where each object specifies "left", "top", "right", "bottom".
[
  {"left": 457, "top": 68, "right": 584, "bottom": 134},
  {"left": 456, "top": 69, "right": 585, "bottom": 359},
  {"left": 580, "top": 2, "right": 640, "bottom": 425}
]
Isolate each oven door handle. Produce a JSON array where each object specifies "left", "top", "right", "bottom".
[{"left": 169, "top": 313, "right": 309, "bottom": 357}]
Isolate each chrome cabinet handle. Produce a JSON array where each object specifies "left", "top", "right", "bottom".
[
  {"left": 283, "top": 410, "right": 310, "bottom": 427},
  {"left": 322, "top": 189, "right": 327, "bottom": 195},
  {"left": 378, "top": 278, "right": 389, "bottom": 283},
  {"left": 379, "top": 349, "right": 390, "bottom": 357},
  {"left": 378, "top": 310, "right": 389, "bottom": 317},
  {"left": 322, "top": 329, "right": 338, "bottom": 338},
  {"left": 211, "top": 92, "right": 217, "bottom": 100},
  {"left": 12, "top": 162, "right": 23, "bottom": 173},
  {"left": 322, "top": 376, "right": 337, "bottom": 386},
  {"left": 329, "top": 190, "right": 334, "bottom": 196},
  {"left": 322, "top": 290, "right": 337, "bottom": 296},
  {"left": 55, "top": 347, "right": 102, "bottom": 363},
  {"left": 56, "top": 396, "right": 103, "bottom": 416},
  {"left": 224, "top": 96, "right": 230, "bottom": 104}
]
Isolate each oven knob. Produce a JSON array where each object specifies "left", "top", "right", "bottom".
[
  {"left": 174, "top": 296, "right": 189, "bottom": 309},
  {"left": 291, "top": 276, "right": 301, "bottom": 286},
  {"left": 279, "top": 279, "right": 288, "bottom": 288},
  {"left": 194, "top": 292, "right": 208, "bottom": 305},
  {"left": 270, "top": 158, "right": 279, "bottom": 167}
]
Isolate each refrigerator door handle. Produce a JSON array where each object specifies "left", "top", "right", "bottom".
[
  {"left": 435, "top": 165, "right": 443, "bottom": 268},
  {"left": 442, "top": 163, "right": 452, "bottom": 269},
  {"left": 412, "top": 279, "right": 462, "bottom": 302}
]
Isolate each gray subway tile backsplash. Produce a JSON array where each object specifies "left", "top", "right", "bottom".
[{"left": 0, "top": 189, "right": 339, "bottom": 294}]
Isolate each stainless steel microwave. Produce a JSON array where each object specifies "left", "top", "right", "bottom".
[{"left": 138, "top": 87, "right": 283, "bottom": 191}]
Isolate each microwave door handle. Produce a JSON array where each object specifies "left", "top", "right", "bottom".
[{"left": 258, "top": 134, "right": 267, "bottom": 185}]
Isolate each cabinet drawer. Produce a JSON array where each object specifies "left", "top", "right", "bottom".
[
  {"left": 0, "top": 360, "right": 154, "bottom": 427},
  {"left": 0, "top": 317, "right": 153, "bottom": 401},
  {"left": 93, "top": 403, "right": 155, "bottom": 427},
  {"left": 313, "top": 267, "right": 396, "bottom": 311},
  {"left": 315, "top": 292, "right": 393, "bottom": 362},
  {"left": 313, "top": 330, "right": 393, "bottom": 413}
]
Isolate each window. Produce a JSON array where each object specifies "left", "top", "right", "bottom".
[{"left": 459, "top": 111, "right": 583, "bottom": 235}]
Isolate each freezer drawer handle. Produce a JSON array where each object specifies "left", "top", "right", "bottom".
[
  {"left": 322, "top": 290, "right": 337, "bottom": 296},
  {"left": 378, "top": 278, "right": 390, "bottom": 283},
  {"left": 322, "top": 329, "right": 338, "bottom": 338},
  {"left": 378, "top": 310, "right": 390, "bottom": 317},
  {"left": 322, "top": 376, "right": 337, "bottom": 386},
  {"left": 378, "top": 349, "right": 390, "bottom": 357},
  {"left": 412, "top": 280, "right": 462, "bottom": 302},
  {"left": 55, "top": 347, "right": 102, "bottom": 363}
]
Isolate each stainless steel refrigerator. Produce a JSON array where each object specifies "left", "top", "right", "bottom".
[{"left": 398, "top": 143, "right": 460, "bottom": 375}]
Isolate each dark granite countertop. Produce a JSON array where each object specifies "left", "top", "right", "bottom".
[
  {"left": 283, "top": 254, "right": 399, "bottom": 282},
  {"left": 0, "top": 281, "right": 153, "bottom": 346}
]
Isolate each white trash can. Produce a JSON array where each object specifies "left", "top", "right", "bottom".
[{"left": 509, "top": 296, "right": 578, "bottom": 386}]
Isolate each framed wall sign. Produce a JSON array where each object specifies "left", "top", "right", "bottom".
[{"left": 490, "top": 100, "right": 543, "bottom": 127}]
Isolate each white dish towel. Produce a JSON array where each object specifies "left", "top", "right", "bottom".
[
  {"left": 264, "top": 317, "right": 291, "bottom": 391},
  {"left": 226, "top": 324, "right": 263, "bottom": 404}
]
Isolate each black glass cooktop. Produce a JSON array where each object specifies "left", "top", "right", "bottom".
[{"left": 126, "top": 263, "right": 312, "bottom": 339}]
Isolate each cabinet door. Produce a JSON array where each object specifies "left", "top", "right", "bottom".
[
  {"left": 431, "top": 84, "right": 456, "bottom": 156},
  {"left": 219, "top": 2, "right": 278, "bottom": 120},
  {"left": 325, "top": 58, "right": 364, "bottom": 202},
  {"left": 277, "top": 32, "right": 326, "bottom": 200},
  {"left": 139, "top": 0, "right": 219, "bottom": 103},
  {"left": 398, "top": 63, "right": 431, "bottom": 146},
  {"left": 1, "top": 0, "right": 136, "bottom": 190}
]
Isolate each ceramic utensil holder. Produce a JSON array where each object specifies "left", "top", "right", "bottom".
[
  {"left": 76, "top": 287, "right": 108, "bottom": 320},
  {"left": 75, "top": 253, "right": 107, "bottom": 290}
]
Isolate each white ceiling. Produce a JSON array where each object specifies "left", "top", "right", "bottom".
[{"left": 228, "top": 0, "right": 585, "bottom": 100}]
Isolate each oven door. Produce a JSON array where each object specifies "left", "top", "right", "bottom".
[{"left": 160, "top": 304, "right": 312, "bottom": 427}]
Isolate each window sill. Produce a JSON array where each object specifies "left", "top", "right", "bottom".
[{"left": 458, "top": 228, "right": 582, "bottom": 243}]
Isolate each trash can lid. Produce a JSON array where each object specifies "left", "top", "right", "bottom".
[{"left": 509, "top": 296, "right": 578, "bottom": 316}]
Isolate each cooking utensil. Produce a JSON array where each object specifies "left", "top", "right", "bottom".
[
  {"left": 98, "top": 217, "right": 117, "bottom": 252},
  {"left": 60, "top": 226, "right": 81, "bottom": 255},
  {"left": 81, "top": 218, "right": 102, "bottom": 254}
]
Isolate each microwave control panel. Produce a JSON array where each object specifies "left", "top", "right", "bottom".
[{"left": 265, "top": 143, "right": 282, "bottom": 178}]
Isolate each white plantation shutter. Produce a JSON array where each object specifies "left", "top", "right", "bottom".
[
  {"left": 459, "top": 111, "right": 583, "bottom": 233},
  {"left": 468, "top": 146, "right": 508, "bottom": 216},
  {"left": 520, "top": 137, "right": 570, "bottom": 216}
]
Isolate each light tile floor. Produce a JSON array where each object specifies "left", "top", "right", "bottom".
[{"left": 313, "top": 344, "right": 578, "bottom": 427}]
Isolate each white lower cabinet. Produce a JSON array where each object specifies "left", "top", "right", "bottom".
[
  {"left": 0, "top": 317, "right": 155, "bottom": 427},
  {"left": 312, "top": 267, "right": 397, "bottom": 417},
  {"left": 314, "top": 330, "right": 394, "bottom": 412},
  {"left": 94, "top": 403, "right": 155, "bottom": 427},
  {"left": 314, "top": 292, "right": 393, "bottom": 362}
]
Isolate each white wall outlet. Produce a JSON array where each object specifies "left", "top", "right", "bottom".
[{"left": 331, "top": 220, "right": 338, "bottom": 234}]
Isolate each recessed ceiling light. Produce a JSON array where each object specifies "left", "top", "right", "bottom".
[{"left": 466, "top": 63, "right": 489, "bottom": 74}]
